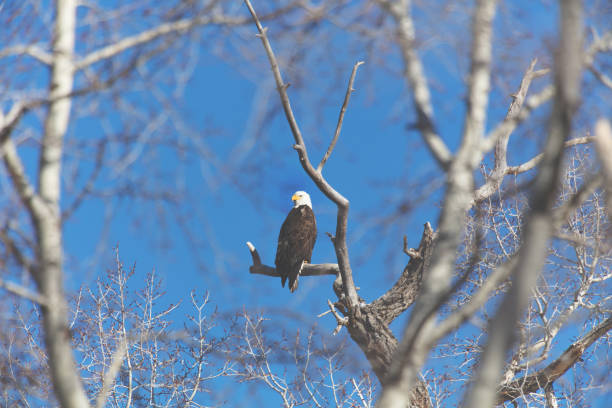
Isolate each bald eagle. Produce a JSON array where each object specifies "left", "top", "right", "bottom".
[{"left": 275, "top": 191, "right": 317, "bottom": 292}]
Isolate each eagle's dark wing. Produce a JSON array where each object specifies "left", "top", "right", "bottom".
[{"left": 275, "top": 206, "right": 317, "bottom": 292}]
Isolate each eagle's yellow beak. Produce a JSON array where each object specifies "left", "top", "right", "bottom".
[{"left": 291, "top": 194, "right": 300, "bottom": 201}]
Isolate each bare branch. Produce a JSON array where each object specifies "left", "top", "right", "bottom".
[
  {"left": 317, "top": 61, "right": 364, "bottom": 173},
  {"left": 429, "top": 258, "right": 516, "bottom": 344},
  {"left": 584, "top": 30, "right": 612, "bottom": 90},
  {"left": 588, "top": 65, "right": 612, "bottom": 90},
  {"left": 250, "top": 263, "right": 339, "bottom": 277},
  {"left": 481, "top": 65, "right": 551, "bottom": 155},
  {"left": 377, "top": 0, "right": 452, "bottom": 169},
  {"left": 244, "top": 0, "right": 359, "bottom": 307},
  {"left": 1, "top": 143, "right": 53, "bottom": 242}
]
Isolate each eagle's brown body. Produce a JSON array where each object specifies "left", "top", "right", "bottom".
[{"left": 275, "top": 204, "right": 317, "bottom": 292}]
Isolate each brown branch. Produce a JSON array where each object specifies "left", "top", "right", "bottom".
[
  {"left": 317, "top": 61, "right": 364, "bottom": 172},
  {"left": 246, "top": 241, "right": 339, "bottom": 277},
  {"left": 369, "top": 223, "right": 435, "bottom": 325},
  {"left": 244, "top": 0, "right": 359, "bottom": 308},
  {"left": 496, "top": 315, "right": 612, "bottom": 405}
]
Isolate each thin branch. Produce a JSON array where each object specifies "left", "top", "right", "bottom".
[
  {"left": 243, "top": 0, "right": 359, "bottom": 307},
  {"left": 317, "top": 61, "right": 364, "bottom": 172},
  {"left": 429, "top": 258, "right": 516, "bottom": 345},
  {"left": 250, "top": 263, "right": 339, "bottom": 277},
  {"left": 481, "top": 70, "right": 551, "bottom": 155},
  {"left": 0, "top": 136, "right": 50, "bottom": 223},
  {"left": 584, "top": 30, "right": 612, "bottom": 90}
]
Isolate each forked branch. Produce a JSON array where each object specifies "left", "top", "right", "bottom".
[{"left": 244, "top": 0, "right": 359, "bottom": 307}]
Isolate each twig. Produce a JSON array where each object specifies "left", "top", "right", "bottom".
[
  {"left": 317, "top": 61, "right": 364, "bottom": 172},
  {"left": 403, "top": 235, "right": 420, "bottom": 259},
  {"left": 326, "top": 299, "right": 348, "bottom": 335}
]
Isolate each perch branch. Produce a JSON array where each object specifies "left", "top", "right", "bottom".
[
  {"left": 246, "top": 241, "right": 339, "bottom": 277},
  {"left": 317, "top": 61, "right": 364, "bottom": 172}
]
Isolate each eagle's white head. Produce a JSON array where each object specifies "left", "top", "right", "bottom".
[{"left": 292, "top": 191, "right": 312, "bottom": 209}]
